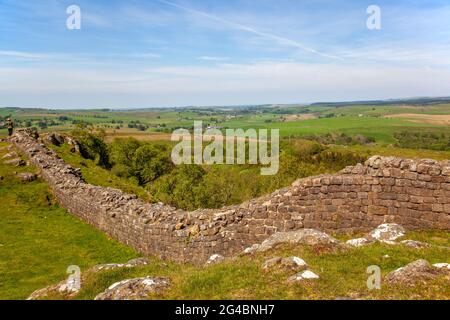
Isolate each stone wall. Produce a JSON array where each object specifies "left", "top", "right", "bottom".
[{"left": 11, "top": 129, "right": 450, "bottom": 264}]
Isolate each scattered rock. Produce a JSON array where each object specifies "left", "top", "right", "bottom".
[
  {"left": 385, "top": 259, "right": 446, "bottom": 286},
  {"left": 400, "top": 240, "right": 431, "bottom": 249},
  {"left": 243, "top": 244, "right": 260, "bottom": 255},
  {"left": 367, "top": 223, "right": 406, "bottom": 243},
  {"left": 64, "top": 136, "right": 81, "bottom": 153},
  {"left": 16, "top": 172, "right": 37, "bottom": 183},
  {"left": 28, "top": 277, "right": 80, "bottom": 300},
  {"left": 94, "top": 277, "right": 170, "bottom": 300},
  {"left": 2, "top": 151, "right": 18, "bottom": 159},
  {"left": 205, "top": 254, "right": 225, "bottom": 266},
  {"left": 4, "top": 158, "right": 25, "bottom": 167},
  {"left": 245, "top": 229, "right": 340, "bottom": 254},
  {"left": 89, "top": 257, "right": 149, "bottom": 273},
  {"left": 287, "top": 270, "right": 320, "bottom": 282},
  {"left": 262, "top": 256, "right": 308, "bottom": 272},
  {"left": 346, "top": 238, "right": 373, "bottom": 247},
  {"left": 27, "top": 258, "right": 150, "bottom": 299}
]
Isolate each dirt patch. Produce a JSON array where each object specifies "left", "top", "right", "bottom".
[
  {"left": 384, "top": 114, "right": 450, "bottom": 126},
  {"left": 285, "top": 114, "right": 316, "bottom": 122}
]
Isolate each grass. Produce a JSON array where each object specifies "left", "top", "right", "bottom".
[
  {"left": 0, "top": 142, "right": 139, "bottom": 300},
  {"left": 0, "top": 141, "right": 449, "bottom": 300},
  {"left": 331, "top": 144, "right": 450, "bottom": 161},
  {"left": 70, "top": 230, "right": 449, "bottom": 300}
]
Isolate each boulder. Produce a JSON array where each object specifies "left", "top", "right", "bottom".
[
  {"left": 262, "top": 256, "right": 308, "bottom": 272},
  {"left": 94, "top": 277, "right": 170, "bottom": 300},
  {"left": 64, "top": 136, "right": 81, "bottom": 153},
  {"left": 287, "top": 270, "right": 320, "bottom": 282},
  {"left": 16, "top": 172, "right": 37, "bottom": 183},
  {"left": 28, "top": 277, "right": 80, "bottom": 300},
  {"left": 346, "top": 237, "right": 373, "bottom": 247},
  {"left": 4, "top": 158, "right": 25, "bottom": 167},
  {"left": 27, "top": 258, "right": 150, "bottom": 299},
  {"left": 385, "top": 259, "right": 446, "bottom": 286},
  {"left": 400, "top": 240, "right": 431, "bottom": 249},
  {"left": 367, "top": 224, "right": 405, "bottom": 243},
  {"left": 205, "top": 254, "right": 225, "bottom": 266},
  {"left": 43, "top": 133, "right": 65, "bottom": 146},
  {"left": 245, "top": 229, "right": 340, "bottom": 254}
]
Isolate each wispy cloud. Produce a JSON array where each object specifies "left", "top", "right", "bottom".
[
  {"left": 0, "top": 50, "right": 50, "bottom": 60},
  {"left": 197, "top": 56, "right": 229, "bottom": 61},
  {"left": 156, "top": 0, "right": 342, "bottom": 60}
]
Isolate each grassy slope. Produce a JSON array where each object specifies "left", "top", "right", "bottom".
[
  {"left": 71, "top": 232, "right": 449, "bottom": 300},
  {"left": 0, "top": 142, "right": 449, "bottom": 300},
  {"left": 0, "top": 142, "right": 138, "bottom": 299}
]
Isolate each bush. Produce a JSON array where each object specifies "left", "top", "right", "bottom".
[{"left": 71, "top": 126, "right": 110, "bottom": 168}]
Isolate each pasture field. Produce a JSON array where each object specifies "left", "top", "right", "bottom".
[{"left": 1, "top": 103, "right": 449, "bottom": 146}]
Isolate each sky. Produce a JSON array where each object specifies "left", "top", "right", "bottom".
[{"left": 1, "top": 0, "right": 450, "bottom": 109}]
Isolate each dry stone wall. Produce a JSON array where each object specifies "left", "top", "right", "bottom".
[{"left": 11, "top": 129, "right": 450, "bottom": 264}]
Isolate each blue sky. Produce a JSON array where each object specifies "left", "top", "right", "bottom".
[{"left": 1, "top": 0, "right": 450, "bottom": 108}]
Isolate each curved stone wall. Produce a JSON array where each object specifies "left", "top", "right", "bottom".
[{"left": 11, "top": 129, "right": 450, "bottom": 264}]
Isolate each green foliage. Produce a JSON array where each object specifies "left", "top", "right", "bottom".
[
  {"left": 71, "top": 126, "right": 110, "bottom": 168},
  {"left": 132, "top": 144, "right": 175, "bottom": 185},
  {"left": 395, "top": 131, "right": 450, "bottom": 151},
  {"left": 303, "top": 133, "right": 376, "bottom": 146},
  {"left": 109, "top": 138, "right": 141, "bottom": 177},
  {"left": 149, "top": 164, "right": 206, "bottom": 210}
]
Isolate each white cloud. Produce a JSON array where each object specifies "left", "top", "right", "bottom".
[{"left": 1, "top": 62, "right": 450, "bottom": 108}]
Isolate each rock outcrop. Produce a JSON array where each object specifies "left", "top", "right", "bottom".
[
  {"left": 27, "top": 258, "right": 149, "bottom": 300},
  {"left": 244, "top": 229, "right": 341, "bottom": 254},
  {"left": 10, "top": 129, "right": 450, "bottom": 264},
  {"left": 94, "top": 277, "right": 170, "bottom": 300},
  {"left": 385, "top": 259, "right": 449, "bottom": 286},
  {"left": 262, "top": 256, "right": 308, "bottom": 272}
]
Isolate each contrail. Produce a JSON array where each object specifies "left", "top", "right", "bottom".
[{"left": 156, "top": 0, "right": 342, "bottom": 60}]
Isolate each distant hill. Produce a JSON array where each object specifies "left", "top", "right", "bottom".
[{"left": 310, "top": 97, "right": 450, "bottom": 108}]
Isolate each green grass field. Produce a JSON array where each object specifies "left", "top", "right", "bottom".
[
  {"left": 0, "top": 143, "right": 138, "bottom": 299},
  {"left": 1, "top": 103, "right": 449, "bottom": 146}
]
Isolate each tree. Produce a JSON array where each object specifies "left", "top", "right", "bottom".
[
  {"left": 132, "top": 144, "right": 174, "bottom": 185},
  {"left": 71, "top": 125, "right": 110, "bottom": 168}
]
